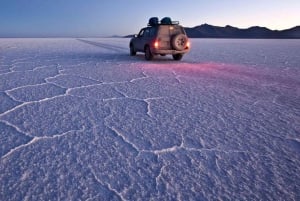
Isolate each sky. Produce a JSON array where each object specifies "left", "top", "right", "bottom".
[{"left": 0, "top": 0, "right": 299, "bottom": 37}]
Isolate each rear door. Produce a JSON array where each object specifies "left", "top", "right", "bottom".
[{"left": 157, "top": 26, "right": 172, "bottom": 50}]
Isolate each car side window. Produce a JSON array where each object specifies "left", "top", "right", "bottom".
[
  {"left": 138, "top": 29, "right": 145, "bottom": 37},
  {"left": 143, "top": 29, "right": 150, "bottom": 37},
  {"left": 149, "top": 27, "right": 156, "bottom": 37}
]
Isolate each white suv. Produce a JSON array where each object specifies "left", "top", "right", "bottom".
[{"left": 129, "top": 17, "right": 190, "bottom": 60}]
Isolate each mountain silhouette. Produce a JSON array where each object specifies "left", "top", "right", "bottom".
[{"left": 184, "top": 24, "right": 300, "bottom": 38}]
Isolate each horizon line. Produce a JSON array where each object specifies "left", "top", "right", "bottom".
[{"left": 0, "top": 23, "right": 299, "bottom": 38}]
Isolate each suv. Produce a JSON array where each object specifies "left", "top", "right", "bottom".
[{"left": 129, "top": 17, "right": 190, "bottom": 61}]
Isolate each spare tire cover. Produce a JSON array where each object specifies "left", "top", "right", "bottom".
[{"left": 171, "top": 34, "right": 188, "bottom": 51}]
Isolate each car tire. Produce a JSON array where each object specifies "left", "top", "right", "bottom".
[
  {"left": 145, "top": 46, "right": 153, "bottom": 60},
  {"left": 172, "top": 54, "right": 183, "bottom": 61},
  {"left": 130, "top": 44, "right": 136, "bottom": 56},
  {"left": 171, "top": 34, "right": 188, "bottom": 51}
]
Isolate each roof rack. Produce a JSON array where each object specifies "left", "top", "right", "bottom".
[{"left": 148, "top": 17, "right": 180, "bottom": 26}]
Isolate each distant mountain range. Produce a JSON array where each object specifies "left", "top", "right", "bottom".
[
  {"left": 125, "top": 24, "right": 300, "bottom": 39},
  {"left": 184, "top": 24, "right": 300, "bottom": 38}
]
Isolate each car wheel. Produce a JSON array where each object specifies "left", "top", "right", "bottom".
[
  {"left": 145, "top": 46, "right": 153, "bottom": 60},
  {"left": 172, "top": 54, "right": 183, "bottom": 61},
  {"left": 171, "top": 34, "right": 188, "bottom": 51},
  {"left": 130, "top": 44, "right": 136, "bottom": 56}
]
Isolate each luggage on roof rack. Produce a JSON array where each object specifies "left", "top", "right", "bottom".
[
  {"left": 148, "top": 17, "right": 159, "bottom": 26},
  {"left": 161, "top": 17, "right": 172, "bottom": 25},
  {"left": 148, "top": 17, "right": 180, "bottom": 26},
  {"left": 160, "top": 17, "right": 179, "bottom": 25}
]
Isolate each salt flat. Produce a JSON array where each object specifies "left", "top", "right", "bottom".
[{"left": 0, "top": 38, "right": 299, "bottom": 200}]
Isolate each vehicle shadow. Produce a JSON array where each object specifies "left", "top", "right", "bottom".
[{"left": 77, "top": 39, "right": 128, "bottom": 53}]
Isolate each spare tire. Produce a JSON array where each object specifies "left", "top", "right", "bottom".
[{"left": 171, "top": 34, "right": 188, "bottom": 51}]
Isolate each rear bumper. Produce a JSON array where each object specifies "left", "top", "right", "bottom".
[{"left": 151, "top": 48, "right": 189, "bottom": 55}]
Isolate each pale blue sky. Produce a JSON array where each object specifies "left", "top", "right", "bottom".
[{"left": 0, "top": 0, "right": 299, "bottom": 37}]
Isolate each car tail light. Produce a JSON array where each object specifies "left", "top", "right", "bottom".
[
  {"left": 154, "top": 40, "right": 159, "bottom": 48},
  {"left": 186, "top": 41, "right": 190, "bottom": 49}
]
